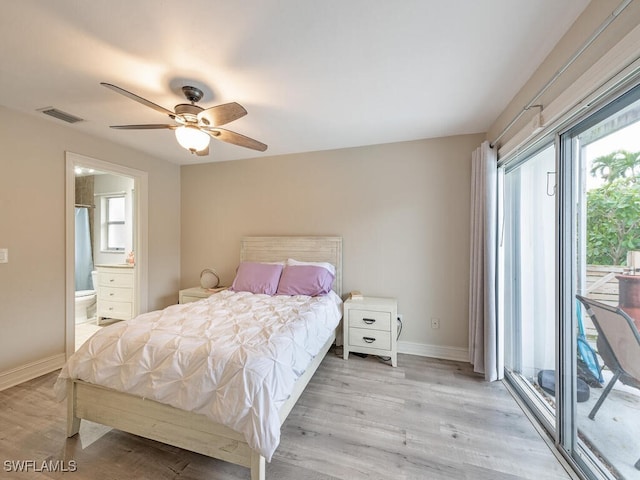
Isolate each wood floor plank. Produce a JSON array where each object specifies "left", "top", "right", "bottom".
[{"left": 0, "top": 350, "right": 570, "bottom": 479}]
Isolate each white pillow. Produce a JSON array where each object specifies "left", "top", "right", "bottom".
[{"left": 287, "top": 258, "right": 336, "bottom": 276}]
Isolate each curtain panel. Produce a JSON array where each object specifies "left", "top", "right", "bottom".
[
  {"left": 469, "top": 141, "right": 502, "bottom": 381},
  {"left": 75, "top": 207, "right": 95, "bottom": 291}
]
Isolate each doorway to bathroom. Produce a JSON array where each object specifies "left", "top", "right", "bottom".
[{"left": 65, "top": 152, "right": 148, "bottom": 357}]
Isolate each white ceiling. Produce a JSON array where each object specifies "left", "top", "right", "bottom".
[{"left": 0, "top": 0, "right": 590, "bottom": 165}]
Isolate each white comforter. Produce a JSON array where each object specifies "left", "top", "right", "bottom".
[{"left": 55, "top": 290, "right": 342, "bottom": 461}]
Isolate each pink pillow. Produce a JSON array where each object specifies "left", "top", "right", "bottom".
[
  {"left": 276, "top": 265, "right": 334, "bottom": 296},
  {"left": 230, "top": 262, "right": 283, "bottom": 295}
]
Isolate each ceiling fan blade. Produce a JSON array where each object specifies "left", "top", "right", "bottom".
[
  {"left": 109, "top": 124, "right": 176, "bottom": 130},
  {"left": 101, "top": 82, "right": 176, "bottom": 118},
  {"left": 196, "top": 146, "right": 209, "bottom": 156},
  {"left": 207, "top": 128, "right": 267, "bottom": 152},
  {"left": 198, "top": 102, "right": 247, "bottom": 127}
]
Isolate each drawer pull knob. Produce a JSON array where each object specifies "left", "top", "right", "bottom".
[
  {"left": 109, "top": 279, "right": 114, "bottom": 282},
  {"left": 363, "top": 336, "right": 376, "bottom": 343},
  {"left": 363, "top": 318, "right": 376, "bottom": 324}
]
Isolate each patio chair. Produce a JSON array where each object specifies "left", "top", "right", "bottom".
[{"left": 576, "top": 294, "right": 640, "bottom": 471}]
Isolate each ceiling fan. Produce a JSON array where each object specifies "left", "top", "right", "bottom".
[{"left": 101, "top": 82, "right": 267, "bottom": 156}]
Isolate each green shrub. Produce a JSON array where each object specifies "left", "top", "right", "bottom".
[{"left": 586, "top": 150, "right": 640, "bottom": 265}]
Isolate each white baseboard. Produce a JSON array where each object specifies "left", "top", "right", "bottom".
[
  {"left": 398, "top": 341, "right": 469, "bottom": 362},
  {"left": 0, "top": 353, "right": 66, "bottom": 391}
]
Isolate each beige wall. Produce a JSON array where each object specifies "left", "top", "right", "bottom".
[
  {"left": 181, "top": 134, "right": 484, "bottom": 356},
  {"left": 0, "top": 107, "right": 181, "bottom": 374},
  {"left": 7, "top": 0, "right": 632, "bottom": 377},
  {"left": 488, "top": 0, "right": 640, "bottom": 149}
]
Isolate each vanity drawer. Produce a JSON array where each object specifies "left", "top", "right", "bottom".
[
  {"left": 348, "top": 327, "right": 391, "bottom": 350},
  {"left": 99, "top": 271, "right": 133, "bottom": 288},
  {"left": 97, "top": 300, "right": 132, "bottom": 320},
  {"left": 96, "top": 266, "right": 136, "bottom": 323},
  {"left": 349, "top": 309, "right": 391, "bottom": 331},
  {"left": 98, "top": 286, "right": 133, "bottom": 302}
]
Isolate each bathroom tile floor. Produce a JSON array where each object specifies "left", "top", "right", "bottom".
[{"left": 75, "top": 319, "right": 119, "bottom": 350}]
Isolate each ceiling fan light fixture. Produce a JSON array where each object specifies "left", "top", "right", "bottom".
[
  {"left": 175, "top": 125, "right": 210, "bottom": 153},
  {"left": 101, "top": 82, "right": 266, "bottom": 153}
]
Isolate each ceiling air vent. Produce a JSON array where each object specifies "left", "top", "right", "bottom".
[{"left": 38, "top": 107, "right": 84, "bottom": 124}]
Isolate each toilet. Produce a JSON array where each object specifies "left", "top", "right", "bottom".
[{"left": 75, "top": 271, "right": 98, "bottom": 324}]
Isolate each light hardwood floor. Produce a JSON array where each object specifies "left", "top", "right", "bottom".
[{"left": 0, "top": 350, "right": 571, "bottom": 480}]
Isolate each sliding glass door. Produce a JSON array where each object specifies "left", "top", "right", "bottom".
[
  {"left": 503, "top": 144, "right": 557, "bottom": 429},
  {"left": 560, "top": 85, "right": 640, "bottom": 479},
  {"left": 503, "top": 84, "right": 640, "bottom": 479}
]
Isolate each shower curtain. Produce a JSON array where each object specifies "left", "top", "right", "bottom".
[{"left": 75, "top": 207, "right": 94, "bottom": 291}]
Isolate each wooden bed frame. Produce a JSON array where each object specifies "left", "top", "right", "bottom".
[{"left": 66, "top": 236, "right": 343, "bottom": 480}]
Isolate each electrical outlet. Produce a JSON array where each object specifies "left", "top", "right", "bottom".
[
  {"left": 0, "top": 248, "right": 7, "bottom": 264},
  {"left": 431, "top": 317, "right": 440, "bottom": 329}
]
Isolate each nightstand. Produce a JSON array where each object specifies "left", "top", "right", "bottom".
[
  {"left": 343, "top": 296, "right": 398, "bottom": 367},
  {"left": 179, "top": 286, "right": 226, "bottom": 304}
]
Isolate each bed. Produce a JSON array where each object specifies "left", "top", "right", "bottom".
[{"left": 56, "top": 236, "right": 343, "bottom": 480}]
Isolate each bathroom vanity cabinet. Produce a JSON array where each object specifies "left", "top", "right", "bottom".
[{"left": 96, "top": 265, "right": 136, "bottom": 324}]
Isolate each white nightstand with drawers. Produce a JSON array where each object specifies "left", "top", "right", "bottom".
[
  {"left": 179, "top": 286, "right": 226, "bottom": 304},
  {"left": 343, "top": 296, "right": 398, "bottom": 367}
]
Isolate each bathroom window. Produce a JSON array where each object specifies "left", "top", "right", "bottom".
[{"left": 105, "top": 195, "right": 126, "bottom": 251}]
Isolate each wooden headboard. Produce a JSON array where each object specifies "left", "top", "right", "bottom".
[{"left": 240, "top": 236, "right": 343, "bottom": 297}]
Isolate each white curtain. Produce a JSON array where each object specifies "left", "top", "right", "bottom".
[{"left": 469, "top": 141, "right": 502, "bottom": 381}]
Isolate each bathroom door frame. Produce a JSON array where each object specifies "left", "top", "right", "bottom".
[{"left": 64, "top": 152, "right": 149, "bottom": 359}]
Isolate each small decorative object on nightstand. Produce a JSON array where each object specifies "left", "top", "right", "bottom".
[
  {"left": 179, "top": 286, "right": 226, "bottom": 304},
  {"left": 200, "top": 268, "right": 220, "bottom": 289},
  {"left": 343, "top": 295, "right": 398, "bottom": 367}
]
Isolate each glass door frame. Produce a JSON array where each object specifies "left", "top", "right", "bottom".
[
  {"left": 557, "top": 82, "right": 640, "bottom": 478},
  {"left": 501, "top": 78, "right": 640, "bottom": 480},
  {"left": 501, "top": 139, "right": 559, "bottom": 438}
]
